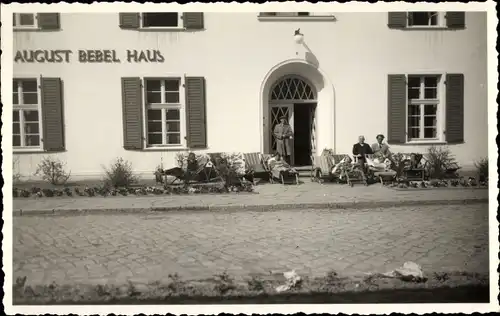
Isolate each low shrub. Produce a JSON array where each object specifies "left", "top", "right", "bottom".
[
  {"left": 424, "top": 146, "right": 457, "bottom": 179},
  {"left": 474, "top": 157, "right": 488, "bottom": 182},
  {"left": 103, "top": 157, "right": 139, "bottom": 188},
  {"left": 13, "top": 156, "right": 22, "bottom": 183},
  {"left": 34, "top": 156, "right": 71, "bottom": 185},
  {"left": 213, "top": 271, "right": 235, "bottom": 295}
]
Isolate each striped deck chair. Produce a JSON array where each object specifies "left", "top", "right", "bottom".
[
  {"left": 310, "top": 155, "right": 333, "bottom": 183},
  {"left": 243, "top": 152, "right": 268, "bottom": 184}
]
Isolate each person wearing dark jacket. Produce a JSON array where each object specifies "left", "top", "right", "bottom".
[{"left": 352, "top": 135, "right": 373, "bottom": 180}]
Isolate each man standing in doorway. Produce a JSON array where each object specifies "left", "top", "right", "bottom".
[{"left": 274, "top": 115, "right": 294, "bottom": 165}]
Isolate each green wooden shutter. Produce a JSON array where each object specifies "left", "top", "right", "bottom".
[
  {"left": 185, "top": 77, "right": 207, "bottom": 149},
  {"left": 41, "top": 77, "right": 65, "bottom": 152},
  {"left": 387, "top": 74, "right": 407, "bottom": 144},
  {"left": 445, "top": 74, "right": 465, "bottom": 144},
  {"left": 119, "top": 13, "right": 140, "bottom": 29},
  {"left": 183, "top": 13, "right": 204, "bottom": 30},
  {"left": 446, "top": 12, "right": 466, "bottom": 29},
  {"left": 37, "top": 13, "right": 60, "bottom": 30},
  {"left": 388, "top": 12, "right": 407, "bottom": 29},
  {"left": 121, "top": 77, "right": 144, "bottom": 150}
]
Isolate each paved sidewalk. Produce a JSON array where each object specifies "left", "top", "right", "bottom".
[
  {"left": 13, "top": 183, "right": 489, "bottom": 214},
  {"left": 13, "top": 204, "right": 489, "bottom": 286}
]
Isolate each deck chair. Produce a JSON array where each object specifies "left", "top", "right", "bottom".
[
  {"left": 442, "top": 161, "right": 461, "bottom": 179},
  {"left": 349, "top": 154, "right": 375, "bottom": 186},
  {"left": 263, "top": 154, "right": 299, "bottom": 185},
  {"left": 244, "top": 152, "right": 268, "bottom": 184},
  {"left": 402, "top": 153, "right": 426, "bottom": 181},
  {"left": 310, "top": 155, "right": 334, "bottom": 183}
]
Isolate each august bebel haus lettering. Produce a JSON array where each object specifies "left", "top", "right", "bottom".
[
  {"left": 126, "top": 50, "right": 165, "bottom": 63},
  {"left": 14, "top": 50, "right": 72, "bottom": 63},
  {"left": 78, "top": 50, "right": 121, "bottom": 63}
]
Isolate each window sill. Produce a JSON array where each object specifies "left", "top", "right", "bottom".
[
  {"left": 404, "top": 141, "right": 448, "bottom": 145},
  {"left": 144, "top": 146, "right": 188, "bottom": 152},
  {"left": 139, "top": 27, "right": 186, "bottom": 32},
  {"left": 403, "top": 26, "right": 450, "bottom": 30},
  {"left": 258, "top": 15, "right": 337, "bottom": 22},
  {"left": 14, "top": 148, "right": 45, "bottom": 154}
]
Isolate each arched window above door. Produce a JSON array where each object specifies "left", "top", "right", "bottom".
[{"left": 270, "top": 76, "right": 316, "bottom": 101}]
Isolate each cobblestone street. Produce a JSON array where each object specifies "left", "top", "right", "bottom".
[{"left": 13, "top": 203, "right": 489, "bottom": 286}]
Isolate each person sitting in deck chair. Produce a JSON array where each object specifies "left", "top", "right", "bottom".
[{"left": 267, "top": 153, "right": 297, "bottom": 180}]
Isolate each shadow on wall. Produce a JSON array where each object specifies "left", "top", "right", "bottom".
[{"left": 303, "top": 43, "right": 320, "bottom": 69}]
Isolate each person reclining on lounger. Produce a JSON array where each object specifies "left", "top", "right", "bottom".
[{"left": 267, "top": 153, "right": 297, "bottom": 180}]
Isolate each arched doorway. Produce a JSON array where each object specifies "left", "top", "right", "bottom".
[{"left": 269, "top": 75, "right": 317, "bottom": 166}]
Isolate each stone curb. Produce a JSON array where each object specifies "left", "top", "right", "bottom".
[{"left": 13, "top": 198, "right": 489, "bottom": 216}]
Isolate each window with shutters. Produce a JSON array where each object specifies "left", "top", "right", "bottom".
[
  {"left": 141, "top": 12, "right": 183, "bottom": 28},
  {"left": 144, "top": 78, "right": 185, "bottom": 147},
  {"left": 407, "top": 75, "right": 443, "bottom": 141},
  {"left": 13, "top": 13, "right": 38, "bottom": 29},
  {"left": 407, "top": 12, "right": 445, "bottom": 27},
  {"left": 13, "top": 78, "right": 43, "bottom": 149}
]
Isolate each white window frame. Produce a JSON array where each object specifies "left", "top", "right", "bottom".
[
  {"left": 406, "top": 12, "right": 446, "bottom": 28},
  {"left": 13, "top": 77, "right": 44, "bottom": 151},
  {"left": 406, "top": 73, "right": 446, "bottom": 143},
  {"left": 13, "top": 13, "right": 38, "bottom": 30},
  {"left": 258, "top": 12, "right": 336, "bottom": 21},
  {"left": 143, "top": 76, "right": 186, "bottom": 149},
  {"left": 140, "top": 12, "right": 184, "bottom": 30}
]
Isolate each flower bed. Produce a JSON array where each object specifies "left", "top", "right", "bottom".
[
  {"left": 388, "top": 178, "right": 488, "bottom": 190},
  {"left": 13, "top": 183, "right": 255, "bottom": 199},
  {"left": 12, "top": 270, "right": 488, "bottom": 305}
]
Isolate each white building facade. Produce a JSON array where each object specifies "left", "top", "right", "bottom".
[{"left": 12, "top": 12, "right": 488, "bottom": 179}]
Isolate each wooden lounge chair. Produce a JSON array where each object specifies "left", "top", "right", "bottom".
[
  {"left": 262, "top": 154, "right": 299, "bottom": 185},
  {"left": 403, "top": 153, "right": 426, "bottom": 181},
  {"left": 310, "top": 155, "right": 333, "bottom": 183},
  {"left": 243, "top": 152, "right": 268, "bottom": 184}
]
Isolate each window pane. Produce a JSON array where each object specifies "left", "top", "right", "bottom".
[
  {"left": 23, "top": 110, "right": 39, "bottom": 122},
  {"left": 23, "top": 92, "right": 38, "bottom": 105},
  {"left": 143, "top": 13, "right": 178, "bottom": 27},
  {"left": 146, "top": 80, "right": 161, "bottom": 92},
  {"left": 13, "top": 135, "right": 21, "bottom": 147},
  {"left": 424, "top": 128, "right": 437, "bottom": 138},
  {"left": 429, "top": 12, "right": 438, "bottom": 25},
  {"left": 424, "top": 104, "right": 437, "bottom": 115},
  {"left": 164, "top": 79, "right": 179, "bottom": 91},
  {"left": 167, "top": 133, "right": 181, "bottom": 145},
  {"left": 424, "top": 116, "right": 436, "bottom": 127},
  {"left": 19, "top": 13, "right": 35, "bottom": 26},
  {"left": 146, "top": 92, "right": 162, "bottom": 104},
  {"left": 13, "top": 80, "right": 19, "bottom": 92},
  {"left": 424, "top": 88, "right": 437, "bottom": 99},
  {"left": 165, "top": 92, "right": 180, "bottom": 103},
  {"left": 408, "top": 77, "right": 421, "bottom": 89},
  {"left": 409, "top": 12, "right": 433, "bottom": 26},
  {"left": 424, "top": 76, "right": 438, "bottom": 88},
  {"left": 260, "top": 12, "right": 277, "bottom": 16},
  {"left": 166, "top": 109, "right": 180, "bottom": 120},
  {"left": 147, "top": 133, "right": 163, "bottom": 145},
  {"left": 408, "top": 116, "right": 420, "bottom": 128},
  {"left": 25, "top": 134, "right": 40, "bottom": 146},
  {"left": 13, "top": 110, "right": 20, "bottom": 121},
  {"left": 147, "top": 121, "right": 162, "bottom": 133},
  {"left": 408, "top": 128, "right": 420, "bottom": 139},
  {"left": 297, "top": 12, "right": 310, "bottom": 16},
  {"left": 408, "top": 104, "right": 420, "bottom": 116},
  {"left": 25, "top": 122, "right": 39, "bottom": 134},
  {"left": 166, "top": 121, "right": 180, "bottom": 132},
  {"left": 147, "top": 109, "right": 162, "bottom": 121},
  {"left": 408, "top": 88, "right": 420, "bottom": 99},
  {"left": 22, "top": 80, "right": 38, "bottom": 92},
  {"left": 13, "top": 92, "right": 19, "bottom": 105},
  {"left": 13, "top": 122, "right": 20, "bottom": 134}
]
